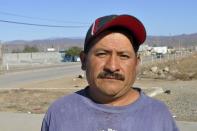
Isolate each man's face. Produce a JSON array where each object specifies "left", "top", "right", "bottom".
[{"left": 81, "top": 31, "right": 139, "bottom": 99}]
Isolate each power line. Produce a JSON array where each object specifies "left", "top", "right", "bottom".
[
  {"left": 0, "top": 11, "right": 89, "bottom": 24},
  {"left": 0, "top": 19, "right": 88, "bottom": 28}
]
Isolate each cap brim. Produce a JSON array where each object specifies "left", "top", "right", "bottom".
[{"left": 94, "top": 15, "right": 146, "bottom": 45}]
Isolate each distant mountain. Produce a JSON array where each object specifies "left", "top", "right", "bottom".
[
  {"left": 3, "top": 38, "right": 84, "bottom": 53},
  {"left": 145, "top": 33, "right": 197, "bottom": 48},
  {"left": 2, "top": 33, "right": 197, "bottom": 53}
]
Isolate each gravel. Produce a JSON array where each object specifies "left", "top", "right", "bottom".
[{"left": 153, "top": 86, "right": 197, "bottom": 122}]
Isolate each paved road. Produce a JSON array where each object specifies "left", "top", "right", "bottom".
[
  {"left": 0, "top": 63, "right": 83, "bottom": 88},
  {"left": 0, "top": 112, "right": 196, "bottom": 131},
  {"left": 0, "top": 55, "right": 174, "bottom": 88},
  {"left": 0, "top": 112, "right": 43, "bottom": 131},
  {"left": 177, "top": 121, "right": 197, "bottom": 131}
]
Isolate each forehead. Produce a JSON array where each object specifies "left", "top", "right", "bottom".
[{"left": 89, "top": 31, "right": 135, "bottom": 52}]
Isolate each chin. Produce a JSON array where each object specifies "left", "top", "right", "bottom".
[{"left": 99, "top": 84, "right": 123, "bottom": 95}]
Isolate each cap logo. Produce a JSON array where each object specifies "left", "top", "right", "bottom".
[
  {"left": 91, "top": 21, "right": 95, "bottom": 35},
  {"left": 91, "top": 19, "right": 100, "bottom": 36}
]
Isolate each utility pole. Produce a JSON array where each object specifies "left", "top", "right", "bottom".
[{"left": 179, "top": 39, "right": 182, "bottom": 57}]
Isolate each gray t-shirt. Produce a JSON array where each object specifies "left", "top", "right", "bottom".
[{"left": 41, "top": 87, "right": 179, "bottom": 131}]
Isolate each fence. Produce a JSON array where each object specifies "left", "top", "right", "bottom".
[
  {"left": 140, "top": 51, "right": 195, "bottom": 66},
  {"left": 0, "top": 50, "right": 196, "bottom": 72}
]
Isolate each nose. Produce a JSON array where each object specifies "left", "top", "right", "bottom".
[{"left": 104, "top": 54, "right": 120, "bottom": 73}]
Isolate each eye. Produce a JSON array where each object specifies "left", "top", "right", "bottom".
[
  {"left": 95, "top": 51, "right": 107, "bottom": 57},
  {"left": 120, "top": 54, "right": 130, "bottom": 59}
]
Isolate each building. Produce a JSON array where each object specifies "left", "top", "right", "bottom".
[
  {"left": 152, "top": 46, "right": 168, "bottom": 54},
  {"left": 138, "top": 44, "right": 152, "bottom": 56},
  {"left": 47, "top": 48, "right": 56, "bottom": 52}
]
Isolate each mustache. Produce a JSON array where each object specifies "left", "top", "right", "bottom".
[{"left": 97, "top": 71, "right": 125, "bottom": 81}]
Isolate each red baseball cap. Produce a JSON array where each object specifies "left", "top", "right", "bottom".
[{"left": 84, "top": 14, "right": 146, "bottom": 53}]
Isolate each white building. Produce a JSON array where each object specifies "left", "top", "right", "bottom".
[
  {"left": 152, "top": 46, "right": 168, "bottom": 54},
  {"left": 47, "top": 48, "right": 56, "bottom": 52},
  {"left": 138, "top": 44, "right": 152, "bottom": 56}
]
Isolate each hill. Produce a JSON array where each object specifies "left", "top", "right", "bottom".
[
  {"left": 145, "top": 33, "right": 197, "bottom": 48},
  {"left": 2, "top": 33, "right": 197, "bottom": 53},
  {"left": 3, "top": 38, "right": 84, "bottom": 53}
]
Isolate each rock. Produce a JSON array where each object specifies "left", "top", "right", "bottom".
[
  {"left": 191, "top": 72, "right": 197, "bottom": 79},
  {"left": 164, "top": 90, "right": 171, "bottom": 94},
  {"left": 78, "top": 74, "right": 84, "bottom": 79},
  {"left": 157, "top": 70, "right": 163, "bottom": 75},
  {"left": 186, "top": 72, "right": 196, "bottom": 78},
  {"left": 147, "top": 87, "right": 164, "bottom": 97},
  {"left": 170, "top": 69, "right": 179, "bottom": 74},
  {"left": 142, "top": 70, "right": 149, "bottom": 75},
  {"left": 150, "top": 66, "right": 158, "bottom": 73},
  {"left": 158, "top": 73, "right": 166, "bottom": 79},
  {"left": 172, "top": 115, "right": 177, "bottom": 118},
  {"left": 136, "top": 77, "right": 141, "bottom": 80},
  {"left": 163, "top": 67, "right": 170, "bottom": 72}
]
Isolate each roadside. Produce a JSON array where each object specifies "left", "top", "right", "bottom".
[
  {"left": 0, "top": 62, "right": 80, "bottom": 75},
  {"left": 0, "top": 76, "right": 197, "bottom": 122},
  {"left": 0, "top": 112, "right": 43, "bottom": 131}
]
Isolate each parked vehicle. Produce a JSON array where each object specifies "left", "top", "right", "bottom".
[
  {"left": 62, "top": 55, "right": 80, "bottom": 62},
  {"left": 155, "top": 53, "right": 164, "bottom": 58}
]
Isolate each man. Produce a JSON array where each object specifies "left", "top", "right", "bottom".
[{"left": 41, "top": 14, "right": 179, "bottom": 131}]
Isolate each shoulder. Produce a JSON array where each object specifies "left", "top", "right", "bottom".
[
  {"left": 139, "top": 93, "right": 179, "bottom": 130},
  {"left": 140, "top": 92, "right": 173, "bottom": 116},
  {"left": 145, "top": 95, "right": 179, "bottom": 130},
  {"left": 41, "top": 89, "right": 86, "bottom": 127},
  {"left": 41, "top": 89, "right": 87, "bottom": 130},
  {"left": 141, "top": 93, "right": 177, "bottom": 121},
  {"left": 142, "top": 92, "right": 167, "bottom": 108},
  {"left": 47, "top": 89, "right": 86, "bottom": 113},
  {"left": 135, "top": 88, "right": 168, "bottom": 111}
]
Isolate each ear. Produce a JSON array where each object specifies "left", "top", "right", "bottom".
[
  {"left": 80, "top": 51, "right": 87, "bottom": 70},
  {"left": 136, "top": 54, "right": 141, "bottom": 74}
]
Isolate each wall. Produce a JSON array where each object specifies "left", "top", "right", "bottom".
[{"left": 2, "top": 52, "right": 64, "bottom": 66}]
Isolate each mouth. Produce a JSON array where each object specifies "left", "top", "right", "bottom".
[
  {"left": 100, "top": 76, "right": 123, "bottom": 81},
  {"left": 103, "top": 76, "right": 118, "bottom": 79}
]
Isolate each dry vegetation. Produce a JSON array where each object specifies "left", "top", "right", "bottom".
[
  {"left": 0, "top": 89, "right": 70, "bottom": 114},
  {"left": 139, "top": 52, "right": 197, "bottom": 80},
  {"left": 0, "top": 77, "right": 86, "bottom": 114}
]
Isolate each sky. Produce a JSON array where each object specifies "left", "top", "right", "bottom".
[{"left": 0, "top": 0, "right": 197, "bottom": 41}]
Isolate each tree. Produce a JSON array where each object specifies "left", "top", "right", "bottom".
[
  {"left": 23, "top": 45, "right": 39, "bottom": 53},
  {"left": 65, "top": 46, "right": 82, "bottom": 56}
]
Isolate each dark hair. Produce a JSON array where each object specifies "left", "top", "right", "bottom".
[{"left": 84, "top": 26, "right": 140, "bottom": 54}]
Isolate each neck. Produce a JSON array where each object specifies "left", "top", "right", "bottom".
[{"left": 87, "top": 87, "right": 140, "bottom": 106}]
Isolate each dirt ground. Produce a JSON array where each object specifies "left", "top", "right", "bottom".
[
  {"left": 0, "top": 52, "right": 197, "bottom": 122},
  {"left": 0, "top": 75, "right": 87, "bottom": 113}
]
